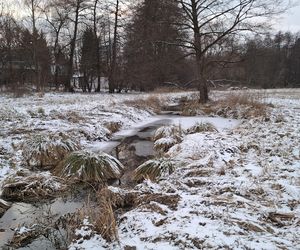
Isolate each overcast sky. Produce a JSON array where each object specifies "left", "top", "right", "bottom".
[
  {"left": 275, "top": 3, "right": 300, "bottom": 32},
  {"left": 5, "top": 0, "right": 300, "bottom": 33}
]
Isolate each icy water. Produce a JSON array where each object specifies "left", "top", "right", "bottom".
[
  {"left": 0, "top": 198, "right": 82, "bottom": 249},
  {"left": 0, "top": 114, "right": 240, "bottom": 249},
  {"left": 87, "top": 115, "right": 240, "bottom": 156}
]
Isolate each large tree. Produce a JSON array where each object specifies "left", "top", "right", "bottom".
[
  {"left": 177, "top": 0, "right": 289, "bottom": 103},
  {"left": 0, "top": 15, "right": 22, "bottom": 90}
]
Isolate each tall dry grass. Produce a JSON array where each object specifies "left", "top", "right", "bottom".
[
  {"left": 77, "top": 188, "right": 119, "bottom": 242},
  {"left": 181, "top": 90, "right": 269, "bottom": 119},
  {"left": 123, "top": 94, "right": 163, "bottom": 113}
]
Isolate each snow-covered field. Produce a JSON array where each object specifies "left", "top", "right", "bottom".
[
  {"left": 0, "top": 89, "right": 300, "bottom": 249},
  {"left": 0, "top": 92, "right": 185, "bottom": 185}
]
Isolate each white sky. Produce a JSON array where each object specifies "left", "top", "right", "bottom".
[
  {"left": 3, "top": 0, "right": 300, "bottom": 33},
  {"left": 275, "top": 2, "right": 300, "bottom": 32}
]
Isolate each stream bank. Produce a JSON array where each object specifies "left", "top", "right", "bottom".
[{"left": 0, "top": 112, "right": 240, "bottom": 249}]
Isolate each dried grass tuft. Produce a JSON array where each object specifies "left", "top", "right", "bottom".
[
  {"left": 59, "top": 150, "right": 124, "bottom": 183},
  {"left": 105, "top": 121, "right": 123, "bottom": 134},
  {"left": 181, "top": 91, "right": 268, "bottom": 119},
  {"left": 77, "top": 187, "right": 119, "bottom": 242},
  {"left": 135, "top": 193, "right": 180, "bottom": 210},
  {"left": 186, "top": 122, "right": 217, "bottom": 134},
  {"left": 2, "top": 171, "right": 65, "bottom": 201},
  {"left": 133, "top": 158, "right": 176, "bottom": 182},
  {"left": 153, "top": 125, "right": 182, "bottom": 154},
  {"left": 216, "top": 91, "right": 268, "bottom": 118},
  {"left": 22, "top": 133, "right": 80, "bottom": 170}
]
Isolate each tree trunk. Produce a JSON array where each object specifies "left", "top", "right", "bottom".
[
  {"left": 93, "top": 0, "right": 101, "bottom": 93},
  {"left": 191, "top": 0, "right": 208, "bottom": 104},
  {"left": 109, "top": 0, "right": 119, "bottom": 93},
  {"left": 30, "top": 0, "right": 40, "bottom": 91},
  {"left": 197, "top": 61, "right": 208, "bottom": 104},
  {"left": 65, "top": 1, "right": 80, "bottom": 92}
]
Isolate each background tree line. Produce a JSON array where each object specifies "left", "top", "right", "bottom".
[{"left": 0, "top": 0, "right": 298, "bottom": 101}]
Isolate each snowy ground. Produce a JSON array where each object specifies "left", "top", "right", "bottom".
[
  {"left": 0, "top": 89, "right": 299, "bottom": 249},
  {"left": 0, "top": 92, "right": 187, "bottom": 186},
  {"left": 70, "top": 89, "right": 299, "bottom": 250}
]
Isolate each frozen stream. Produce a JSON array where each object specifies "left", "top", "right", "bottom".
[
  {"left": 0, "top": 114, "right": 240, "bottom": 249},
  {"left": 87, "top": 115, "right": 240, "bottom": 155}
]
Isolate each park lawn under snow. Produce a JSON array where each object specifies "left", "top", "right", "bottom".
[{"left": 69, "top": 89, "right": 300, "bottom": 250}]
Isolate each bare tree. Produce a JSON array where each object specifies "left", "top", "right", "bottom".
[
  {"left": 92, "top": 0, "right": 102, "bottom": 92},
  {"left": 42, "top": 0, "right": 70, "bottom": 90},
  {"left": 108, "top": 0, "right": 120, "bottom": 93},
  {"left": 176, "top": 0, "right": 289, "bottom": 103},
  {"left": 24, "top": 0, "right": 42, "bottom": 90},
  {"left": 64, "top": 0, "right": 90, "bottom": 92}
]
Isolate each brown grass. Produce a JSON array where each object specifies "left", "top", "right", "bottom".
[
  {"left": 222, "top": 92, "right": 266, "bottom": 107},
  {"left": 135, "top": 193, "right": 180, "bottom": 210},
  {"left": 181, "top": 91, "right": 268, "bottom": 119},
  {"left": 123, "top": 95, "right": 163, "bottom": 113},
  {"left": 216, "top": 92, "right": 268, "bottom": 118},
  {"left": 77, "top": 188, "right": 119, "bottom": 242},
  {"left": 105, "top": 121, "right": 122, "bottom": 134}
]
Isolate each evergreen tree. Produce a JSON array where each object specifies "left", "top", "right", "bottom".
[
  {"left": 80, "top": 27, "right": 98, "bottom": 92},
  {"left": 123, "top": 0, "right": 187, "bottom": 91}
]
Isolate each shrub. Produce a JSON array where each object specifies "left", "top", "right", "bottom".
[
  {"left": 59, "top": 150, "right": 124, "bottom": 183},
  {"left": 22, "top": 133, "right": 80, "bottom": 170},
  {"left": 133, "top": 158, "right": 176, "bottom": 182}
]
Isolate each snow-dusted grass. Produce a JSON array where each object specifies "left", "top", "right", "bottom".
[
  {"left": 60, "top": 150, "right": 124, "bottom": 183},
  {"left": 0, "top": 92, "right": 175, "bottom": 187},
  {"left": 69, "top": 89, "right": 300, "bottom": 250},
  {"left": 22, "top": 133, "right": 80, "bottom": 170},
  {"left": 1, "top": 89, "right": 299, "bottom": 249},
  {"left": 2, "top": 171, "right": 65, "bottom": 201},
  {"left": 153, "top": 125, "right": 183, "bottom": 154},
  {"left": 133, "top": 158, "right": 176, "bottom": 182}
]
